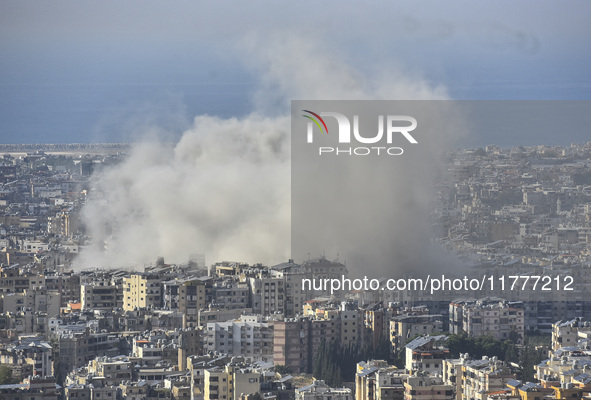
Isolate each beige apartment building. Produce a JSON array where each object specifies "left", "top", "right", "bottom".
[
  {"left": 204, "top": 364, "right": 261, "bottom": 400},
  {"left": 123, "top": 273, "right": 162, "bottom": 311}
]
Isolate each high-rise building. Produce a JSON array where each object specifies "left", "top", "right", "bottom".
[
  {"left": 449, "top": 299, "right": 524, "bottom": 344},
  {"left": 249, "top": 275, "right": 284, "bottom": 316},
  {"left": 204, "top": 364, "right": 261, "bottom": 400},
  {"left": 404, "top": 375, "right": 454, "bottom": 400},
  {"left": 123, "top": 273, "right": 163, "bottom": 311},
  {"left": 273, "top": 319, "right": 311, "bottom": 373},
  {"left": 81, "top": 281, "right": 122, "bottom": 311},
  {"left": 179, "top": 278, "right": 207, "bottom": 328},
  {"left": 390, "top": 315, "right": 444, "bottom": 353},
  {"left": 205, "top": 315, "right": 273, "bottom": 362},
  {"left": 443, "top": 354, "right": 514, "bottom": 400}
]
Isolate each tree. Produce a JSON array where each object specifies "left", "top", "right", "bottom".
[
  {"left": 475, "top": 148, "right": 487, "bottom": 157},
  {"left": 573, "top": 172, "right": 591, "bottom": 185},
  {"left": 503, "top": 340, "right": 519, "bottom": 363},
  {"left": 516, "top": 334, "right": 549, "bottom": 382},
  {"left": 274, "top": 365, "right": 292, "bottom": 375},
  {"left": 50, "top": 338, "right": 64, "bottom": 386},
  {"left": 447, "top": 333, "right": 517, "bottom": 361},
  {"left": 373, "top": 337, "right": 393, "bottom": 363},
  {"left": 0, "top": 365, "right": 17, "bottom": 385},
  {"left": 118, "top": 337, "right": 131, "bottom": 356},
  {"left": 312, "top": 339, "right": 344, "bottom": 386},
  {"left": 312, "top": 334, "right": 397, "bottom": 385}
]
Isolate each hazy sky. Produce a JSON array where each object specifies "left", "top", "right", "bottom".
[{"left": 1, "top": 1, "right": 590, "bottom": 144}]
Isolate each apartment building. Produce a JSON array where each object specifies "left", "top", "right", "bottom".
[
  {"left": 205, "top": 315, "right": 273, "bottom": 362},
  {"left": 404, "top": 374, "right": 454, "bottom": 400},
  {"left": 123, "top": 273, "right": 162, "bottom": 311},
  {"left": 81, "top": 281, "right": 122, "bottom": 311},
  {"left": 204, "top": 364, "right": 261, "bottom": 400},
  {"left": 552, "top": 318, "right": 591, "bottom": 350},
  {"left": 249, "top": 275, "right": 285, "bottom": 316},
  {"left": 296, "top": 380, "right": 352, "bottom": 400},
  {"left": 443, "top": 354, "right": 514, "bottom": 400},
  {"left": 391, "top": 315, "right": 444, "bottom": 353},
  {"left": 449, "top": 299, "right": 524, "bottom": 344},
  {"left": 405, "top": 335, "right": 449, "bottom": 375}
]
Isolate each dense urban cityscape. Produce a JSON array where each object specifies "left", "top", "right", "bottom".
[{"left": 1, "top": 142, "right": 591, "bottom": 400}]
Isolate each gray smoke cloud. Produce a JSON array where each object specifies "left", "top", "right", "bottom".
[
  {"left": 75, "top": 34, "right": 457, "bottom": 270},
  {"left": 291, "top": 100, "right": 469, "bottom": 279},
  {"left": 76, "top": 115, "right": 291, "bottom": 269}
]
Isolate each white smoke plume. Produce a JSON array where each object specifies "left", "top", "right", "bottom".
[
  {"left": 75, "top": 34, "right": 451, "bottom": 270},
  {"left": 77, "top": 115, "right": 290, "bottom": 269}
]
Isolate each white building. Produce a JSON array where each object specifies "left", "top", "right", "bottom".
[
  {"left": 552, "top": 318, "right": 591, "bottom": 350},
  {"left": 205, "top": 315, "right": 273, "bottom": 362},
  {"left": 296, "top": 380, "right": 352, "bottom": 400}
]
